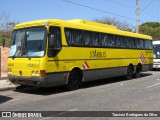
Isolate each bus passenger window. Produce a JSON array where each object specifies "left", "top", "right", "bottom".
[
  {"left": 84, "top": 31, "right": 92, "bottom": 46},
  {"left": 92, "top": 32, "right": 100, "bottom": 46},
  {"left": 65, "top": 29, "right": 82, "bottom": 46},
  {"left": 115, "top": 36, "right": 121, "bottom": 48},
  {"left": 126, "top": 37, "right": 131, "bottom": 48},
  {"left": 139, "top": 39, "right": 144, "bottom": 49},
  {"left": 101, "top": 34, "right": 108, "bottom": 47},
  {"left": 148, "top": 41, "right": 152, "bottom": 49},
  {"left": 145, "top": 40, "right": 149, "bottom": 49},
  {"left": 65, "top": 30, "right": 72, "bottom": 45},
  {"left": 131, "top": 38, "right": 136, "bottom": 48},
  {"left": 108, "top": 35, "right": 115, "bottom": 47},
  {"left": 136, "top": 39, "right": 141, "bottom": 49},
  {"left": 121, "top": 36, "right": 126, "bottom": 48},
  {"left": 74, "top": 31, "right": 82, "bottom": 45}
]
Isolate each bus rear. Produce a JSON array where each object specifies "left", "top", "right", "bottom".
[{"left": 153, "top": 40, "right": 160, "bottom": 69}]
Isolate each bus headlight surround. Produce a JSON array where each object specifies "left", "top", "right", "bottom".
[
  {"left": 32, "top": 71, "right": 41, "bottom": 76},
  {"left": 8, "top": 69, "right": 12, "bottom": 74},
  {"left": 32, "top": 71, "right": 36, "bottom": 76}
]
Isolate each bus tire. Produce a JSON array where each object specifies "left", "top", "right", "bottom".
[
  {"left": 67, "top": 70, "right": 81, "bottom": 91},
  {"left": 16, "top": 85, "right": 29, "bottom": 90},
  {"left": 134, "top": 65, "right": 142, "bottom": 78},
  {"left": 126, "top": 65, "right": 134, "bottom": 80}
]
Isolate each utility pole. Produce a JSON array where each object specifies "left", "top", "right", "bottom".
[{"left": 136, "top": 0, "right": 140, "bottom": 33}]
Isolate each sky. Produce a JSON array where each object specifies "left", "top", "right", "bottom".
[{"left": 0, "top": 0, "right": 160, "bottom": 29}]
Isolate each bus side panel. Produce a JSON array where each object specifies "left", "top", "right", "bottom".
[{"left": 83, "top": 67, "right": 127, "bottom": 82}]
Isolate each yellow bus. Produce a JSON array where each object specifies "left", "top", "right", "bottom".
[{"left": 8, "top": 19, "right": 153, "bottom": 90}]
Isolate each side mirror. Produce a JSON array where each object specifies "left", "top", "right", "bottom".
[{"left": 2, "top": 35, "right": 5, "bottom": 48}]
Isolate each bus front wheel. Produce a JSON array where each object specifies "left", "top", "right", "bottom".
[{"left": 67, "top": 71, "right": 81, "bottom": 91}]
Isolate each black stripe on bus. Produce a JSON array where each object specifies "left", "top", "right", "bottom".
[{"left": 48, "top": 58, "right": 152, "bottom": 62}]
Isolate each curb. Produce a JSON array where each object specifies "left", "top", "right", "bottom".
[
  {"left": 0, "top": 77, "right": 8, "bottom": 80},
  {"left": 0, "top": 78, "right": 17, "bottom": 91},
  {"left": 0, "top": 86, "right": 17, "bottom": 91}
]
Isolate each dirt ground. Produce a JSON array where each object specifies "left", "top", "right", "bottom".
[{"left": 0, "top": 46, "right": 10, "bottom": 77}]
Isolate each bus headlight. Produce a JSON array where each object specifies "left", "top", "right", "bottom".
[
  {"left": 8, "top": 69, "right": 12, "bottom": 74},
  {"left": 32, "top": 70, "right": 45, "bottom": 76},
  {"left": 32, "top": 71, "right": 36, "bottom": 76},
  {"left": 35, "top": 71, "right": 40, "bottom": 76},
  {"left": 32, "top": 71, "right": 40, "bottom": 76}
]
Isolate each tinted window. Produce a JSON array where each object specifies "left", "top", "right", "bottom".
[
  {"left": 145, "top": 40, "right": 152, "bottom": 49},
  {"left": 136, "top": 39, "right": 141, "bottom": 48},
  {"left": 121, "top": 36, "right": 126, "bottom": 48},
  {"left": 65, "top": 29, "right": 82, "bottom": 46},
  {"left": 130, "top": 38, "right": 136, "bottom": 48},
  {"left": 115, "top": 36, "right": 125, "bottom": 48},
  {"left": 83, "top": 31, "right": 92, "bottom": 46},
  {"left": 101, "top": 34, "right": 108, "bottom": 47},
  {"left": 92, "top": 32, "right": 100, "bottom": 46},
  {"left": 140, "top": 39, "right": 144, "bottom": 48},
  {"left": 126, "top": 37, "right": 132, "bottom": 48},
  {"left": 64, "top": 28, "right": 152, "bottom": 50},
  {"left": 115, "top": 36, "right": 121, "bottom": 47},
  {"left": 108, "top": 35, "right": 115, "bottom": 47},
  {"left": 48, "top": 27, "right": 61, "bottom": 57}
]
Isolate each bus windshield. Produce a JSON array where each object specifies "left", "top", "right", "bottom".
[
  {"left": 153, "top": 44, "right": 160, "bottom": 59},
  {"left": 9, "top": 27, "right": 46, "bottom": 57}
]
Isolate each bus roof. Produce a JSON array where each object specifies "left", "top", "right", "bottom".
[{"left": 14, "top": 19, "right": 152, "bottom": 40}]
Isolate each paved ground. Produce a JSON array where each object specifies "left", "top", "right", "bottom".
[
  {"left": 0, "top": 78, "right": 17, "bottom": 91},
  {"left": 1, "top": 70, "right": 160, "bottom": 120}
]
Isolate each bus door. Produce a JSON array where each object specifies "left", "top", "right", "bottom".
[{"left": 47, "top": 26, "right": 62, "bottom": 72}]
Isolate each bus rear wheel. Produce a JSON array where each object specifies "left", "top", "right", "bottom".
[
  {"left": 126, "top": 65, "right": 134, "bottom": 80},
  {"left": 67, "top": 71, "right": 81, "bottom": 91},
  {"left": 134, "top": 65, "right": 142, "bottom": 78}
]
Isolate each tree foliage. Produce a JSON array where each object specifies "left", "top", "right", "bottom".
[
  {"left": 94, "top": 17, "right": 132, "bottom": 31},
  {"left": 0, "top": 11, "right": 17, "bottom": 47},
  {"left": 139, "top": 22, "right": 160, "bottom": 40}
]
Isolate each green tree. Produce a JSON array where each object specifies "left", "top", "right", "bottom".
[
  {"left": 139, "top": 22, "right": 160, "bottom": 40},
  {"left": 0, "top": 11, "right": 17, "bottom": 47}
]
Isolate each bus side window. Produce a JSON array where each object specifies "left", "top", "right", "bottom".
[
  {"left": 130, "top": 38, "right": 136, "bottom": 48},
  {"left": 48, "top": 26, "right": 62, "bottom": 57},
  {"left": 92, "top": 32, "right": 100, "bottom": 47},
  {"left": 126, "top": 37, "right": 132, "bottom": 48},
  {"left": 108, "top": 35, "right": 115, "bottom": 47},
  {"left": 84, "top": 31, "right": 92, "bottom": 46},
  {"left": 74, "top": 30, "right": 82, "bottom": 45},
  {"left": 136, "top": 39, "right": 141, "bottom": 49},
  {"left": 149, "top": 40, "right": 153, "bottom": 49},
  {"left": 65, "top": 29, "right": 72, "bottom": 45},
  {"left": 101, "top": 34, "right": 108, "bottom": 47},
  {"left": 115, "top": 36, "right": 121, "bottom": 48},
  {"left": 145, "top": 40, "right": 152, "bottom": 49},
  {"left": 65, "top": 28, "right": 82, "bottom": 46},
  {"left": 139, "top": 39, "right": 144, "bottom": 49},
  {"left": 121, "top": 36, "right": 126, "bottom": 48}
]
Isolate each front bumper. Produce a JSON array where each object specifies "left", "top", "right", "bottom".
[{"left": 8, "top": 73, "right": 67, "bottom": 87}]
